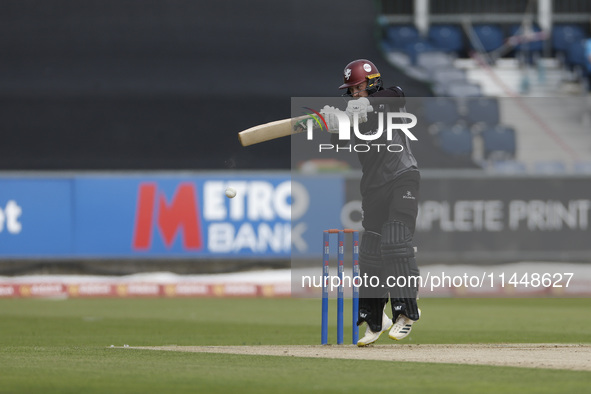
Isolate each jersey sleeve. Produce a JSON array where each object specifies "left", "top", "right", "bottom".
[{"left": 369, "top": 86, "right": 406, "bottom": 110}]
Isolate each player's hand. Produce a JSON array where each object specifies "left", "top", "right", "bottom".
[
  {"left": 346, "top": 97, "right": 373, "bottom": 123},
  {"left": 320, "top": 105, "right": 343, "bottom": 133}
]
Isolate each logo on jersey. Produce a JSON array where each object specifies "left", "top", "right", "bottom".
[{"left": 403, "top": 191, "right": 416, "bottom": 200}]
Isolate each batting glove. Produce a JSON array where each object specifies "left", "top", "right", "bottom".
[
  {"left": 320, "top": 105, "right": 344, "bottom": 133},
  {"left": 346, "top": 97, "right": 374, "bottom": 124}
]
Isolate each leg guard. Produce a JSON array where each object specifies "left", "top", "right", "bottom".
[
  {"left": 390, "top": 298, "right": 420, "bottom": 322},
  {"left": 381, "top": 221, "right": 420, "bottom": 321},
  {"left": 357, "top": 231, "right": 388, "bottom": 332}
]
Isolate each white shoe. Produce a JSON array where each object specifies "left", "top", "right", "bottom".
[
  {"left": 389, "top": 309, "right": 421, "bottom": 341},
  {"left": 357, "top": 312, "right": 393, "bottom": 347}
]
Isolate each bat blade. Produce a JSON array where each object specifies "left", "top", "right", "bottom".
[{"left": 238, "top": 115, "right": 310, "bottom": 146}]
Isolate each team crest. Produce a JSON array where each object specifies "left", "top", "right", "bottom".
[{"left": 344, "top": 68, "right": 351, "bottom": 80}]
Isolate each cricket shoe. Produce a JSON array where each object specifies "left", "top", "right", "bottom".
[
  {"left": 389, "top": 309, "right": 421, "bottom": 341},
  {"left": 356, "top": 312, "right": 393, "bottom": 347}
]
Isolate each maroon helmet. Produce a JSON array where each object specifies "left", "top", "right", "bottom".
[{"left": 339, "top": 59, "right": 383, "bottom": 95}]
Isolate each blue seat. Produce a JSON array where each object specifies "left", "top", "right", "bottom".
[
  {"left": 465, "top": 98, "right": 500, "bottom": 126},
  {"left": 446, "top": 82, "right": 482, "bottom": 97},
  {"left": 566, "top": 39, "right": 588, "bottom": 69},
  {"left": 509, "top": 23, "right": 544, "bottom": 53},
  {"left": 430, "top": 68, "right": 468, "bottom": 96},
  {"left": 471, "top": 24, "right": 504, "bottom": 52},
  {"left": 417, "top": 51, "right": 455, "bottom": 71},
  {"left": 404, "top": 39, "right": 436, "bottom": 65},
  {"left": 489, "top": 160, "right": 527, "bottom": 174},
  {"left": 574, "top": 161, "right": 591, "bottom": 174},
  {"left": 384, "top": 24, "right": 420, "bottom": 51},
  {"left": 436, "top": 124, "right": 473, "bottom": 156},
  {"left": 552, "top": 24, "right": 585, "bottom": 53},
  {"left": 428, "top": 24, "right": 464, "bottom": 54},
  {"left": 533, "top": 161, "right": 567, "bottom": 174},
  {"left": 481, "top": 125, "right": 516, "bottom": 159},
  {"left": 430, "top": 67, "right": 467, "bottom": 83},
  {"left": 586, "top": 39, "right": 591, "bottom": 74},
  {"left": 422, "top": 98, "right": 461, "bottom": 126}
]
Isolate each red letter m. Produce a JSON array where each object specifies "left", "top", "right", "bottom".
[{"left": 133, "top": 182, "right": 203, "bottom": 250}]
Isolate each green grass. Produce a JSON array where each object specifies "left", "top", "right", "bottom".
[{"left": 0, "top": 297, "right": 590, "bottom": 393}]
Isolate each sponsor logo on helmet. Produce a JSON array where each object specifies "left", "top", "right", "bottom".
[
  {"left": 344, "top": 68, "right": 351, "bottom": 80},
  {"left": 363, "top": 63, "right": 372, "bottom": 72}
]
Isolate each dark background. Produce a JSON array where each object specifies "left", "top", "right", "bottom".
[{"left": 0, "top": 0, "right": 435, "bottom": 171}]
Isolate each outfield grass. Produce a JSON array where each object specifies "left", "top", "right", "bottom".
[{"left": 0, "top": 297, "right": 589, "bottom": 393}]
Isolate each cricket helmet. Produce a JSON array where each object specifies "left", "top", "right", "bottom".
[{"left": 339, "top": 59, "right": 383, "bottom": 95}]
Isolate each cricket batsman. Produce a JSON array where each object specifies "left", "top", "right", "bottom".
[{"left": 321, "top": 59, "right": 421, "bottom": 346}]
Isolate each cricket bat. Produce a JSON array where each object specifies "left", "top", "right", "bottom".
[{"left": 238, "top": 115, "right": 311, "bottom": 146}]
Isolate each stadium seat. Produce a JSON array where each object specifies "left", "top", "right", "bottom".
[
  {"left": 404, "top": 39, "right": 436, "bottom": 65},
  {"left": 430, "top": 68, "right": 468, "bottom": 96},
  {"left": 551, "top": 24, "right": 585, "bottom": 54},
  {"left": 430, "top": 67, "right": 467, "bottom": 83},
  {"left": 384, "top": 24, "right": 420, "bottom": 51},
  {"left": 480, "top": 125, "right": 516, "bottom": 160},
  {"left": 488, "top": 160, "right": 527, "bottom": 174},
  {"left": 508, "top": 23, "right": 544, "bottom": 61},
  {"left": 416, "top": 51, "right": 455, "bottom": 72},
  {"left": 471, "top": 24, "right": 504, "bottom": 52},
  {"left": 422, "top": 97, "right": 461, "bottom": 126},
  {"left": 428, "top": 24, "right": 464, "bottom": 54},
  {"left": 532, "top": 161, "right": 567, "bottom": 174},
  {"left": 587, "top": 39, "right": 591, "bottom": 75},
  {"left": 446, "top": 82, "right": 482, "bottom": 97},
  {"left": 465, "top": 97, "right": 500, "bottom": 126},
  {"left": 566, "top": 39, "right": 589, "bottom": 72},
  {"left": 573, "top": 161, "right": 591, "bottom": 174},
  {"left": 436, "top": 124, "right": 473, "bottom": 157}
]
